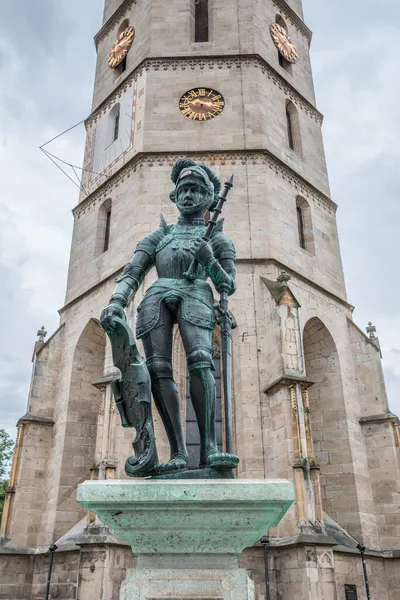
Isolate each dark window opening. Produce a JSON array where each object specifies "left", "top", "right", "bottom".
[
  {"left": 113, "top": 111, "right": 120, "bottom": 142},
  {"left": 119, "top": 55, "right": 127, "bottom": 74},
  {"left": 195, "top": 0, "right": 209, "bottom": 43},
  {"left": 297, "top": 205, "right": 305, "bottom": 249},
  {"left": 279, "top": 51, "right": 291, "bottom": 70},
  {"left": 344, "top": 585, "right": 358, "bottom": 600},
  {"left": 186, "top": 351, "right": 222, "bottom": 468},
  {"left": 104, "top": 209, "right": 111, "bottom": 252},
  {"left": 286, "top": 105, "right": 294, "bottom": 150}
]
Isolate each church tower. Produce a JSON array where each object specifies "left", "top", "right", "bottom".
[{"left": 1, "top": 1, "right": 400, "bottom": 599}]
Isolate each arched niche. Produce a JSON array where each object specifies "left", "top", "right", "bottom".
[
  {"left": 275, "top": 14, "right": 287, "bottom": 31},
  {"left": 296, "top": 196, "right": 314, "bottom": 254},
  {"left": 118, "top": 18, "right": 130, "bottom": 36},
  {"left": 302, "top": 317, "right": 349, "bottom": 517},
  {"left": 286, "top": 100, "right": 302, "bottom": 155},
  {"left": 95, "top": 198, "right": 112, "bottom": 256}
]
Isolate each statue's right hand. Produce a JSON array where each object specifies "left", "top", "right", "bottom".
[{"left": 100, "top": 302, "right": 126, "bottom": 333}]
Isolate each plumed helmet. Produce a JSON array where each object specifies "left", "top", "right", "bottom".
[{"left": 169, "top": 158, "right": 221, "bottom": 210}]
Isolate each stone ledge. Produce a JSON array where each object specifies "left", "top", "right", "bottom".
[
  {"left": 270, "top": 533, "right": 337, "bottom": 548},
  {"left": 359, "top": 412, "right": 399, "bottom": 425},
  {"left": 77, "top": 479, "right": 294, "bottom": 556},
  {"left": 17, "top": 413, "right": 55, "bottom": 427},
  {"left": 264, "top": 374, "right": 314, "bottom": 395}
]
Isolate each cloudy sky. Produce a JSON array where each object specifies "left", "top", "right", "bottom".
[{"left": 0, "top": 0, "right": 399, "bottom": 440}]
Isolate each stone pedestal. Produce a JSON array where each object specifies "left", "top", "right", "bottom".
[{"left": 77, "top": 479, "right": 294, "bottom": 599}]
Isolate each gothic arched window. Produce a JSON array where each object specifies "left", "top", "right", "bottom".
[
  {"left": 95, "top": 198, "right": 112, "bottom": 255},
  {"left": 296, "top": 196, "right": 314, "bottom": 254},
  {"left": 194, "top": 0, "right": 209, "bottom": 43},
  {"left": 286, "top": 101, "right": 302, "bottom": 155}
]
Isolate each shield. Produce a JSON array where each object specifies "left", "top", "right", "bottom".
[{"left": 105, "top": 317, "right": 158, "bottom": 477}]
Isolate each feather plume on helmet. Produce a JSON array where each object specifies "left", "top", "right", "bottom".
[{"left": 169, "top": 158, "right": 221, "bottom": 210}]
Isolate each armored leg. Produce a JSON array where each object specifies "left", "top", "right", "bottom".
[
  {"left": 142, "top": 303, "right": 188, "bottom": 471},
  {"left": 179, "top": 321, "right": 218, "bottom": 467}
]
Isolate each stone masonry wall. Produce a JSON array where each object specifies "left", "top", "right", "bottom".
[
  {"left": 7, "top": 421, "right": 54, "bottom": 548},
  {"left": 0, "top": 554, "right": 34, "bottom": 600}
]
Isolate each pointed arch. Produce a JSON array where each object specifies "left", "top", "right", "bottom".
[
  {"left": 303, "top": 318, "right": 355, "bottom": 525},
  {"left": 296, "top": 196, "right": 314, "bottom": 254},
  {"left": 95, "top": 198, "right": 112, "bottom": 255},
  {"left": 55, "top": 319, "right": 106, "bottom": 538},
  {"left": 286, "top": 100, "right": 302, "bottom": 155}
]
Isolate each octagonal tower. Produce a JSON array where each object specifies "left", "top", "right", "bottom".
[{"left": 1, "top": 2, "right": 399, "bottom": 600}]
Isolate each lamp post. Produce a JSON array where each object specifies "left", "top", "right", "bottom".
[
  {"left": 44, "top": 543, "right": 57, "bottom": 600},
  {"left": 260, "top": 535, "right": 271, "bottom": 600},
  {"left": 357, "top": 543, "right": 371, "bottom": 600}
]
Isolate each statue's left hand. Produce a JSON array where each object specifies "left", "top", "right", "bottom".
[
  {"left": 100, "top": 302, "right": 126, "bottom": 333},
  {"left": 191, "top": 237, "right": 214, "bottom": 267}
]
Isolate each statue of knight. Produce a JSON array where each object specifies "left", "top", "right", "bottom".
[{"left": 100, "top": 159, "right": 239, "bottom": 478}]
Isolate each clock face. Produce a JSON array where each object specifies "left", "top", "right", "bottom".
[
  {"left": 270, "top": 23, "right": 298, "bottom": 64},
  {"left": 108, "top": 26, "right": 135, "bottom": 68},
  {"left": 179, "top": 88, "right": 225, "bottom": 121}
]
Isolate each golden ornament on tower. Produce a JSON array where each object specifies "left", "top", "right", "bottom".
[
  {"left": 270, "top": 22, "right": 298, "bottom": 63},
  {"left": 108, "top": 26, "right": 135, "bottom": 68}
]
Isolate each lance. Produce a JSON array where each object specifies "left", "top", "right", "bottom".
[{"left": 184, "top": 174, "right": 235, "bottom": 456}]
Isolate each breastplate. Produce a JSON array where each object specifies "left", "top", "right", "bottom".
[{"left": 155, "top": 224, "right": 207, "bottom": 280}]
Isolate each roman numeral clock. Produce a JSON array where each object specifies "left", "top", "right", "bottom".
[{"left": 179, "top": 88, "right": 225, "bottom": 121}]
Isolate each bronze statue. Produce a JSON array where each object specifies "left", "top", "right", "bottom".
[{"left": 100, "top": 159, "right": 239, "bottom": 478}]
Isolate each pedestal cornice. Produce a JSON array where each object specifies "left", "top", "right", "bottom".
[{"left": 77, "top": 479, "right": 294, "bottom": 556}]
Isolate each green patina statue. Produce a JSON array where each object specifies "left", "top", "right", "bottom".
[{"left": 100, "top": 158, "right": 239, "bottom": 478}]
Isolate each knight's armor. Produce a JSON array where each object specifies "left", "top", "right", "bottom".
[
  {"left": 101, "top": 158, "right": 238, "bottom": 475},
  {"left": 112, "top": 216, "right": 236, "bottom": 339}
]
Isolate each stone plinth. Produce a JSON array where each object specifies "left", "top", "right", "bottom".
[
  {"left": 77, "top": 479, "right": 294, "bottom": 556},
  {"left": 77, "top": 479, "right": 294, "bottom": 599}
]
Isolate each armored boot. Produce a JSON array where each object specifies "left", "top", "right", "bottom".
[
  {"left": 188, "top": 367, "right": 219, "bottom": 467},
  {"left": 147, "top": 357, "right": 189, "bottom": 473}
]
